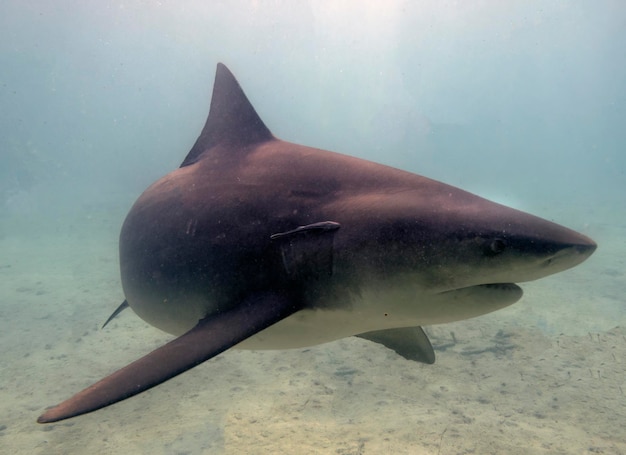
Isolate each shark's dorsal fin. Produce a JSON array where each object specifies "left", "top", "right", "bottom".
[{"left": 180, "top": 63, "right": 274, "bottom": 167}]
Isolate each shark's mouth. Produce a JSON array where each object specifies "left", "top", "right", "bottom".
[
  {"left": 477, "top": 283, "right": 523, "bottom": 292},
  {"left": 466, "top": 283, "right": 524, "bottom": 300},
  {"left": 420, "top": 282, "right": 524, "bottom": 324},
  {"left": 464, "top": 282, "right": 524, "bottom": 305},
  {"left": 438, "top": 282, "right": 524, "bottom": 307},
  {"left": 439, "top": 282, "right": 522, "bottom": 294}
]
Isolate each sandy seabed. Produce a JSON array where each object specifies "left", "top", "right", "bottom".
[{"left": 1, "top": 201, "right": 624, "bottom": 455}]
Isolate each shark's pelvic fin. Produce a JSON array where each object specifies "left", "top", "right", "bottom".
[
  {"left": 101, "top": 300, "right": 130, "bottom": 329},
  {"left": 357, "top": 327, "right": 436, "bottom": 364}
]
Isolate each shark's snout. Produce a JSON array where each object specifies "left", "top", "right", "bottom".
[
  {"left": 566, "top": 235, "right": 597, "bottom": 259},
  {"left": 542, "top": 235, "right": 596, "bottom": 270},
  {"left": 551, "top": 225, "right": 597, "bottom": 258},
  {"left": 575, "top": 235, "right": 597, "bottom": 255},
  {"left": 555, "top": 226, "right": 597, "bottom": 252}
]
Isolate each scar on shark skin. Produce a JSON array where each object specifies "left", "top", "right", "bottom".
[{"left": 37, "top": 63, "right": 596, "bottom": 424}]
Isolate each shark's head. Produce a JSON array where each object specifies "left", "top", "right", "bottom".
[
  {"left": 328, "top": 174, "right": 597, "bottom": 324},
  {"left": 394, "top": 191, "right": 596, "bottom": 291}
]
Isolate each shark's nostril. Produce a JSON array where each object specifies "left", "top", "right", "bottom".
[{"left": 577, "top": 242, "right": 597, "bottom": 255}]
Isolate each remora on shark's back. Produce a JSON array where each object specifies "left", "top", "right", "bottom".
[{"left": 38, "top": 63, "right": 596, "bottom": 423}]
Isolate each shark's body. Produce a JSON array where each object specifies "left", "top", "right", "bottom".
[{"left": 38, "top": 63, "right": 596, "bottom": 423}]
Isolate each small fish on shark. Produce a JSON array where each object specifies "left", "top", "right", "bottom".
[{"left": 37, "top": 63, "right": 596, "bottom": 423}]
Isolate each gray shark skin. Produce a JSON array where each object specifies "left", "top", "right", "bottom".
[{"left": 37, "top": 63, "right": 596, "bottom": 423}]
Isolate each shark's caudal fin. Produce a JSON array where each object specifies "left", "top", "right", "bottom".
[
  {"left": 38, "top": 292, "right": 299, "bottom": 423},
  {"left": 180, "top": 63, "right": 275, "bottom": 167}
]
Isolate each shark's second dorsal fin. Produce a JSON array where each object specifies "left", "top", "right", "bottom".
[{"left": 180, "top": 63, "right": 274, "bottom": 167}]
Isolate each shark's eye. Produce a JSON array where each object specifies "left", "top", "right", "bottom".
[{"left": 484, "top": 238, "right": 507, "bottom": 256}]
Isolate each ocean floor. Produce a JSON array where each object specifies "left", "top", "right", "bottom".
[{"left": 1, "top": 201, "right": 624, "bottom": 454}]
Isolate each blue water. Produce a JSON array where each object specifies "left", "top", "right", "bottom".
[{"left": 1, "top": 2, "right": 624, "bottom": 454}]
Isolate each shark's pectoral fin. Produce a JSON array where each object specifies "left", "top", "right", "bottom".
[
  {"left": 38, "top": 292, "right": 301, "bottom": 423},
  {"left": 271, "top": 221, "right": 340, "bottom": 281},
  {"left": 357, "top": 326, "right": 436, "bottom": 364}
]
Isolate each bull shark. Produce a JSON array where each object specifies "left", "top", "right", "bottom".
[{"left": 37, "top": 63, "right": 596, "bottom": 423}]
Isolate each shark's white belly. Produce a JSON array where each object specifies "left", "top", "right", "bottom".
[{"left": 237, "top": 282, "right": 522, "bottom": 350}]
